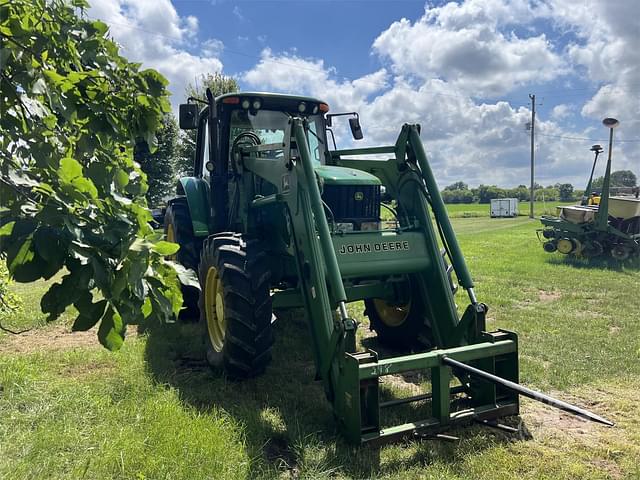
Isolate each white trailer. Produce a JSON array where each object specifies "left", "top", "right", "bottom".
[{"left": 490, "top": 198, "right": 519, "bottom": 218}]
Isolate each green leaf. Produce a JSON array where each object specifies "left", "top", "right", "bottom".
[
  {"left": 6, "top": 234, "right": 49, "bottom": 282},
  {"left": 72, "top": 297, "right": 107, "bottom": 331},
  {"left": 0, "top": 221, "right": 15, "bottom": 238},
  {"left": 98, "top": 306, "right": 125, "bottom": 350},
  {"left": 151, "top": 241, "right": 179, "bottom": 256},
  {"left": 141, "top": 296, "right": 152, "bottom": 318},
  {"left": 34, "top": 228, "right": 67, "bottom": 265},
  {"left": 115, "top": 169, "right": 129, "bottom": 188},
  {"left": 58, "top": 157, "right": 98, "bottom": 199},
  {"left": 170, "top": 261, "right": 201, "bottom": 290}
]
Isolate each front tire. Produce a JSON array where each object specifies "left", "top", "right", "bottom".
[
  {"left": 198, "top": 233, "right": 274, "bottom": 379},
  {"left": 364, "top": 276, "right": 434, "bottom": 351}
]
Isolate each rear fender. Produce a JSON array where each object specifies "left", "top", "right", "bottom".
[{"left": 176, "top": 177, "right": 210, "bottom": 237}]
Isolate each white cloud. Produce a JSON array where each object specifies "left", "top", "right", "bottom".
[
  {"left": 232, "top": 6, "right": 245, "bottom": 22},
  {"left": 241, "top": 0, "right": 638, "bottom": 185},
  {"left": 372, "top": 0, "right": 565, "bottom": 96},
  {"left": 89, "top": 0, "right": 224, "bottom": 111},
  {"left": 243, "top": 50, "right": 545, "bottom": 186},
  {"left": 90, "top": 0, "right": 637, "bottom": 185},
  {"left": 184, "top": 15, "right": 198, "bottom": 33},
  {"left": 551, "top": 104, "right": 572, "bottom": 120},
  {"left": 242, "top": 43, "right": 636, "bottom": 187},
  {"left": 550, "top": 0, "right": 640, "bottom": 138},
  {"left": 202, "top": 38, "right": 224, "bottom": 57},
  {"left": 243, "top": 49, "right": 386, "bottom": 109}
]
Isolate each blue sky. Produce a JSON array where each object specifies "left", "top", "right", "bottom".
[{"left": 90, "top": 0, "right": 639, "bottom": 187}]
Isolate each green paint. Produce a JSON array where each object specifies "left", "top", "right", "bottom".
[
  {"left": 315, "top": 165, "right": 381, "bottom": 186},
  {"left": 178, "top": 177, "right": 210, "bottom": 237}
]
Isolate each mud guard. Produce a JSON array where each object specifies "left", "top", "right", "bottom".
[{"left": 175, "top": 177, "right": 210, "bottom": 237}]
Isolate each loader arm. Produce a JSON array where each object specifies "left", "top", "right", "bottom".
[{"left": 240, "top": 119, "right": 516, "bottom": 442}]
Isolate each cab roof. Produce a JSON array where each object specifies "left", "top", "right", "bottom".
[{"left": 216, "top": 91, "right": 327, "bottom": 106}]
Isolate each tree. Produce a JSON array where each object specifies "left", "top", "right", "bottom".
[
  {"left": 477, "top": 185, "right": 506, "bottom": 203},
  {"left": 0, "top": 0, "right": 188, "bottom": 349},
  {"left": 610, "top": 170, "right": 637, "bottom": 187},
  {"left": 441, "top": 188, "right": 474, "bottom": 204},
  {"left": 591, "top": 176, "right": 604, "bottom": 190},
  {"left": 444, "top": 181, "right": 468, "bottom": 191},
  {"left": 176, "top": 73, "right": 239, "bottom": 177},
  {"left": 558, "top": 183, "right": 574, "bottom": 201},
  {"left": 135, "top": 114, "right": 179, "bottom": 206},
  {"left": 592, "top": 170, "right": 637, "bottom": 189},
  {"left": 508, "top": 185, "right": 530, "bottom": 201}
]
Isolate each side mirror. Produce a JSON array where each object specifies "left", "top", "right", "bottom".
[
  {"left": 349, "top": 117, "right": 363, "bottom": 140},
  {"left": 179, "top": 103, "right": 199, "bottom": 130}
]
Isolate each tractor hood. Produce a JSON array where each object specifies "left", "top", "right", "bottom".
[{"left": 315, "top": 165, "right": 381, "bottom": 186}]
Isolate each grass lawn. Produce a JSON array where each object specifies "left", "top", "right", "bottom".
[
  {"left": 444, "top": 200, "right": 573, "bottom": 218},
  {"left": 1, "top": 217, "right": 639, "bottom": 479}
]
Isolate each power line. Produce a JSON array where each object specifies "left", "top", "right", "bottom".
[{"left": 537, "top": 132, "right": 640, "bottom": 143}]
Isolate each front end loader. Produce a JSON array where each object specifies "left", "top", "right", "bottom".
[{"left": 165, "top": 90, "right": 612, "bottom": 444}]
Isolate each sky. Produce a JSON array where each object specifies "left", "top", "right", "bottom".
[{"left": 88, "top": 0, "right": 640, "bottom": 188}]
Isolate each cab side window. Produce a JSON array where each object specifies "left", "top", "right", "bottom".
[{"left": 201, "top": 119, "right": 210, "bottom": 180}]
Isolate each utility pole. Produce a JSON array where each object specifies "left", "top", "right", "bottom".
[{"left": 529, "top": 94, "right": 536, "bottom": 219}]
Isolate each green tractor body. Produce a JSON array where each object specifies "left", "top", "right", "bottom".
[
  {"left": 165, "top": 90, "right": 609, "bottom": 444},
  {"left": 538, "top": 139, "right": 640, "bottom": 260}
]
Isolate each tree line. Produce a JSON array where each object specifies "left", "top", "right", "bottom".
[{"left": 440, "top": 170, "right": 638, "bottom": 204}]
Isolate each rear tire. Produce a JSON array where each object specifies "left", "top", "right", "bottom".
[
  {"left": 164, "top": 197, "right": 201, "bottom": 319},
  {"left": 198, "top": 233, "right": 274, "bottom": 379}
]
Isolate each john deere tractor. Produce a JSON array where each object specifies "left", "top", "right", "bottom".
[
  {"left": 165, "top": 90, "right": 611, "bottom": 444},
  {"left": 539, "top": 118, "right": 640, "bottom": 260}
]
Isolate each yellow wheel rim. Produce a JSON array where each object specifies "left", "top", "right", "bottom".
[
  {"left": 204, "top": 266, "right": 225, "bottom": 352},
  {"left": 372, "top": 299, "right": 411, "bottom": 327},
  {"left": 166, "top": 223, "right": 177, "bottom": 261},
  {"left": 557, "top": 238, "right": 573, "bottom": 254}
]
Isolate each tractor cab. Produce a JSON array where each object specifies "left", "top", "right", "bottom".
[{"left": 180, "top": 92, "right": 382, "bottom": 234}]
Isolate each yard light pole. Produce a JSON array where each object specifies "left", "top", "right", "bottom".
[
  {"left": 597, "top": 118, "right": 619, "bottom": 229},
  {"left": 528, "top": 94, "right": 536, "bottom": 219}
]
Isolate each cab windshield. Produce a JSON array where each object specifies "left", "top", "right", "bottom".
[{"left": 230, "top": 109, "right": 326, "bottom": 165}]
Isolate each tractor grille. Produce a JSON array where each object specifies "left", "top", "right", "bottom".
[{"left": 322, "top": 184, "right": 380, "bottom": 225}]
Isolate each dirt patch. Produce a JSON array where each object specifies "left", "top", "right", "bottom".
[
  {"left": 0, "top": 323, "right": 138, "bottom": 354},
  {"left": 60, "top": 359, "right": 117, "bottom": 378},
  {"left": 523, "top": 398, "right": 597, "bottom": 440},
  {"left": 590, "top": 459, "right": 623, "bottom": 479},
  {"left": 520, "top": 386, "right": 622, "bottom": 448},
  {"left": 538, "top": 289, "right": 562, "bottom": 302},
  {"left": 608, "top": 325, "right": 621, "bottom": 334}
]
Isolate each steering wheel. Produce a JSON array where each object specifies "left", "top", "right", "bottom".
[{"left": 230, "top": 131, "right": 261, "bottom": 174}]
